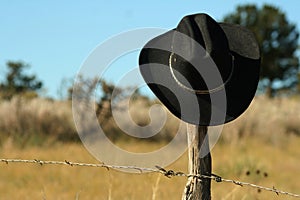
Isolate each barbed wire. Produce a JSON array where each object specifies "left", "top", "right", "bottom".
[{"left": 1, "top": 158, "right": 299, "bottom": 198}]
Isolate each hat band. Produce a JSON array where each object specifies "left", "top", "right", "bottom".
[{"left": 169, "top": 53, "right": 235, "bottom": 94}]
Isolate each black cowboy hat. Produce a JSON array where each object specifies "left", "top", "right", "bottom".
[{"left": 139, "top": 13, "right": 260, "bottom": 126}]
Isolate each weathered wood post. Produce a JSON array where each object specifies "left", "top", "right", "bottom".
[{"left": 182, "top": 124, "right": 211, "bottom": 200}]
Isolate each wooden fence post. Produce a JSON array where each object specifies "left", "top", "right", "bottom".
[{"left": 182, "top": 124, "right": 211, "bottom": 200}]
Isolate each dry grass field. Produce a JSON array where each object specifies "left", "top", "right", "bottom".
[
  {"left": 0, "top": 96, "right": 299, "bottom": 199},
  {"left": 0, "top": 136, "right": 299, "bottom": 200}
]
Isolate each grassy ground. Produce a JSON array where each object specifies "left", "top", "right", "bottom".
[
  {"left": 0, "top": 134, "right": 299, "bottom": 200},
  {"left": 0, "top": 96, "right": 300, "bottom": 199}
]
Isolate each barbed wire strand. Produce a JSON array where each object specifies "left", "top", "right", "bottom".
[{"left": 1, "top": 158, "right": 299, "bottom": 198}]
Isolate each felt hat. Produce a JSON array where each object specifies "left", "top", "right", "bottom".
[{"left": 139, "top": 13, "right": 260, "bottom": 125}]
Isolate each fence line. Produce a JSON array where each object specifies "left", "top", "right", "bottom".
[{"left": 1, "top": 158, "right": 300, "bottom": 198}]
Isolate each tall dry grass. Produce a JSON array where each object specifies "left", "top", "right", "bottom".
[
  {"left": 100, "top": 97, "right": 180, "bottom": 142},
  {"left": 221, "top": 95, "right": 300, "bottom": 144},
  {"left": 0, "top": 97, "right": 77, "bottom": 146},
  {"left": 0, "top": 95, "right": 300, "bottom": 146}
]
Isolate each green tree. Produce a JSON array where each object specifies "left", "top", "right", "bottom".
[
  {"left": 224, "top": 4, "right": 299, "bottom": 97},
  {"left": 0, "top": 61, "right": 43, "bottom": 99}
]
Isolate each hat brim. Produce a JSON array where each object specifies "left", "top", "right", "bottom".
[{"left": 139, "top": 23, "right": 260, "bottom": 126}]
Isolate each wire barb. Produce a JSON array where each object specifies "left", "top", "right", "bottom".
[
  {"left": 1, "top": 158, "right": 300, "bottom": 198},
  {"left": 210, "top": 173, "right": 222, "bottom": 183}
]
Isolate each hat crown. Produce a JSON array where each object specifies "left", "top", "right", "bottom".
[{"left": 171, "top": 14, "right": 233, "bottom": 91}]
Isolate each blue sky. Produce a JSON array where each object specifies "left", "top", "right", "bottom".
[{"left": 1, "top": 1, "right": 299, "bottom": 98}]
